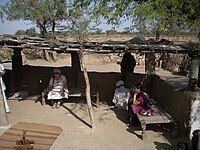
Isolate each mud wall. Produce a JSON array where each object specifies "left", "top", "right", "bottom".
[
  {"left": 77, "top": 72, "right": 145, "bottom": 105},
  {"left": 10, "top": 65, "right": 145, "bottom": 105},
  {"left": 151, "top": 75, "right": 191, "bottom": 136},
  {"left": 5, "top": 65, "right": 193, "bottom": 136}
]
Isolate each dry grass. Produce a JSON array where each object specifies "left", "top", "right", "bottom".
[{"left": 0, "top": 47, "right": 12, "bottom": 60}]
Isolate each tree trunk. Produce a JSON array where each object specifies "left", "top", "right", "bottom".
[
  {"left": 0, "top": 80, "right": 9, "bottom": 127},
  {"left": 37, "top": 20, "right": 47, "bottom": 38},
  {"left": 156, "top": 28, "right": 160, "bottom": 41},
  {"left": 50, "top": 21, "right": 57, "bottom": 62},
  {"left": 197, "top": 32, "right": 200, "bottom": 42},
  {"left": 79, "top": 48, "right": 95, "bottom": 129},
  {"left": 36, "top": 19, "right": 54, "bottom": 61},
  {"left": 52, "top": 20, "right": 56, "bottom": 34}
]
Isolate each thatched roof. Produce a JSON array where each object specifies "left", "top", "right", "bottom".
[{"left": 0, "top": 35, "right": 199, "bottom": 54}]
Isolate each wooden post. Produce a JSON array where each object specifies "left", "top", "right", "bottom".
[
  {"left": 141, "top": 120, "right": 147, "bottom": 140},
  {"left": 79, "top": 47, "right": 95, "bottom": 129},
  {"left": 198, "top": 132, "right": 200, "bottom": 150},
  {"left": 72, "top": 51, "right": 81, "bottom": 69},
  {"left": 52, "top": 51, "right": 58, "bottom": 62},
  {"left": 71, "top": 51, "right": 81, "bottom": 88},
  {"left": 145, "top": 52, "right": 155, "bottom": 74},
  {"left": 44, "top": 50, "right": 51, "bottom": 61},
  {"left": 0, "top": 80, "right": 9, "bottom": 127},
  {"left": 12, "top": 48, "right": 23, "bottom": 91},
  {"left": 189, "top": 59, "right": 199, "bottom": 79}
]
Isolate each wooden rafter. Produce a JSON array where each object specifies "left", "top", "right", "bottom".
[{"left": 0, "top": 35, "right": 197, "bottom": 54}]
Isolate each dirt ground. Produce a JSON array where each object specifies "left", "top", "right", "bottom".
[
  {"left": 0, "top": 55, "right": 189, "bottom": 150},
  {"left": 1, "top": 100, "right": 178, "bottom": 150}
]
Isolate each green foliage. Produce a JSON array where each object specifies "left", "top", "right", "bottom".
[
  {"left": 25, "top": 28, "right": 38, "bottom": 37},
  {"left": 92, "top": 0, "right": 200, "bottom": 36},
  {"left": 133, "top": 0, "right": 200, "bottom": 33},
  {"left": 15, "top": 28, "right": 38, "bottom": 37},
  {"left": 3, "top": 0, "right": 199, "bottom": 38},
  {"left": 1, "top": 0, "right": 84, "bottom": 37},
  {"left": 106, "top": 27, "right": 118, "bottom": 35},
  {"left": 15, "top": 30, "right": 25, "bottom": 36},
  {"left": 91, "top": 28, "right": 103, "bottom": 34},
  {"left": 58, "top": 0, "right": 102, "bottom": 42},
  {"left": 66, "top": 15, "right": 101, "bottom": 42},
  {"left": 1, "top": 0, "right": 98, "bottom": 39}
]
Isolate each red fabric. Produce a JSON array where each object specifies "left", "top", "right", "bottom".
[{"left": 131, "top": 96, "right": 153, "bottom": 116}]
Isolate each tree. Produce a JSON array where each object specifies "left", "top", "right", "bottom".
[
  {"left": 15, "top": 28, "right": 38, "bottom": 37},
  {"left": 15, "top": 30, "right": 26, "bottom": 36},
  {"left": 25, "top": 28, "right": 38, "bottom": 37},
  {"left": 90, "top": 28, "right": 103, "bottom": 34},
  {"left": 1, "top": 0, "right": 89, "bottom": 61},
  {"left": 1, "top": 0, "right": 67, "bottom": 37},
  {"left": 1, "top": 0, "right": 69, "bottom": 61},
  {"left": 91, "top": 0, "right": 200, "bottom": 38},
  {"left": 106, "top": 27, "right": 118, "bottom": 35},
  {"left": 1, "top": 0, "right": 96, "bottom": 128}
]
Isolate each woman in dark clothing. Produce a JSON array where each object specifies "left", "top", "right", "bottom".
[{"left": 120, "top": 52, "right": 136, "bottom": 81}]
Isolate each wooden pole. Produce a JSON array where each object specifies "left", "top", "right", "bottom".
[
  {"left": 52, "top": 51, "right": 58, "bottom": 62},
  {"left": 198, "top": 132, "right": 200, "bottom": 150},
  {"left": 71, "top": 51, "right": 81, "bottom": 88},
  {"left": 44, "top": 50, "right": 51, "bottom": 61},
  {"left": 12, "top": 48, "right": 23, "bottom": 91},
  {"left": 79, "top": 47, "right": 95, "bottom": 129},
  {"left": 0, "top": 80, "right": 9, "bottom": 127},
  {"left": 145, "top": 52, "right": 156, "bottom": 74},
  {"left": 189, "top": 59, "right": 199, "bottom": 79}
]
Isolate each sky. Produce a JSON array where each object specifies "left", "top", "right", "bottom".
[
  {"left": 0, "top": 20, "right": 36, "bottom": 35},
  {"left": 0, "top": 19, "right": 132, "bottom": 35},
  {"left": 0, "top": 0, "right": 132, "bottom": 35}
]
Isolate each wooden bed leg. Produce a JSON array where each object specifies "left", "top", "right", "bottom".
[
  {"left": 41, "top": 92, "right": 46, "bottom": 106},
  {"left": 141, "top": 120, "right": 147, "bottom": 140},
  {"left": 172, "top": 121, "right": 179, "bottom": 138},
  {"left": 96, "top": 91, "right": 100, "bottom": 107}
]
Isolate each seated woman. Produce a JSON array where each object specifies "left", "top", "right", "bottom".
[
  {"left": 112, "top": 80, "right": 130, "bottom": 109},
  {"left": 46, "top": 68, "right": 68, "bottom": 109},
  {"left": 128, "top": 83, "right": 153, "bottom": 125},
  {"left": 132, "top": 84, "right": 153, "bottom": 115}
]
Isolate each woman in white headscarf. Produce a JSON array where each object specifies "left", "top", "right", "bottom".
[
  {"left": 47, "top": 68, "right": 68, "bottom": 109},
  {"left": 112, "top": 80, "right": 130, "bottom": 109},
  {"left": 0, "top": 61, "right": 10, "bottom": 113}
]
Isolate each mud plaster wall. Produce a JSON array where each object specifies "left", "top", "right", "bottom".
[
  {"left": 77, "top": 72, "right": 146, "bottom": 105},
  {"left": 151, "top": 75, "right": 192, "bottom": 136},
  {"left": 5, "top": 66, "right": 194, "bottom": 136},
  {"left": 16, "top": 65, "right": 145, "bottom": 105}
]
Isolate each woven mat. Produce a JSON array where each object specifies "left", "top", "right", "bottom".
[{"left": 0, "top": 122, "right": 63, "bottom": 150}]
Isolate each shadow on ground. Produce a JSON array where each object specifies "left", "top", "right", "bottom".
[
  {"left": 62, "top": 104, "right": 92, "bottom": 129},
  {"left": 110, "top": 107, "right": 128, "bottom": 124},
  {"left": 110, "top": 107, "right": 191, "bottom": 149}
]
